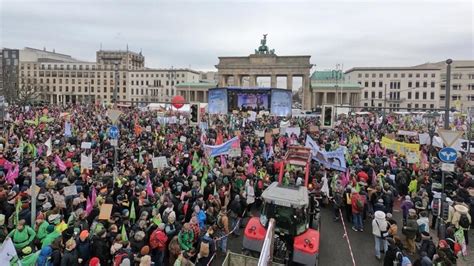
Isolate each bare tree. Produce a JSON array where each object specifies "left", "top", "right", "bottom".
[{"left": 17, "top": 84, "right": 43, "bottom": 106}]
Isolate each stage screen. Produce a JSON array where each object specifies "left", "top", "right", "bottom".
[
  {"left": 208, "top": 88, "right": 228, "bottom": 114},
  {"left": 236, "top": 93, "right": 269, "bottom": 111},
  {"left": 271, "top": 89, "right": 292, "bottom": 117}
]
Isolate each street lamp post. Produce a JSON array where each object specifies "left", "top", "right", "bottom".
[
  {"left": 424, "top": 111, "right": 439, "bottom": 180},
  {"left": 444, "top": 59, "right": 452, "bottom": 130}
]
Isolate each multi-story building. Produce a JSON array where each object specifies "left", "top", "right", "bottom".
[
  {"left": 128, "top": 68, "right": 200, "bottom": 103},
  {"left": 1, "top": 48, "right": 20, "bottom": 103},
  {"left": 344, "top": 60, "right": 474, "bottom": 112},
  {"left": 16, "top": 47, "right": 203, "bottom": 105}
]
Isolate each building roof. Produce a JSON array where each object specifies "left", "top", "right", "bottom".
[
  {"left": 311, "top": 70, "right": 343, "bottom": 80},
  {"left": 311, "top": 82, "right": 362, "bottom": 90},
  {"left": 130, "top": 68, "right": 201, "bottom": 75},
  {"left": 344, "top": 60, "right": 474, "bottom": 74},
  {"left": 175, "top": 81, "right": 217, "bottom": 88}
]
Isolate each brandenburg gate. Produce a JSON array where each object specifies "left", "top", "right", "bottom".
[{"left": 215, "top": 35, "right": 314, "bottom": 110}]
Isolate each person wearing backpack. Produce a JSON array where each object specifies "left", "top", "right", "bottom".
[
  {"left": 332, "top": 187, "right": 343, "bottom": 222},
  {"left": 451, "top": 204, "right": 471, "bottom": 245},
  {"left": 149, "top": 223, "right": 168, "bottom": 266},
  {"left": 419, "top": 231, "right": 436, "bottom": 260},
  {"left": 402, "top": 209, "right": 418, "bottom": 255},
  {"left": 351, "top": 189, "right": 365, "bottom": 232},
  {"left": 196, "top": 226, "right": 216, "bottom": 266}
]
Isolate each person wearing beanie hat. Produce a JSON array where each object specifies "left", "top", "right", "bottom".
[
  {"left": 400, "top": 195, "right": 413, "bottom": 225},
  {"left": 372, "top": 211, "right": 388, "bottom": 260},
  {"left": 35, "top": 213, "right": 50, "bottom": 243},
  {"left": 139, "top": 255, "right": 152, "bottom": 266},
  {"left": 403, "top": 209, "right": 418, "bottom": 255},
  {"left": 89, "top": 257, "right": 100, "bottom": 266},
  {"left": 77, "top": 230, "right": 92, "bottom": 264},
  {"left": 417, "top": 211, "right": 430, "bottom": 233},
  {"left": 140, "top": 245, "right": 150, "bottom": 256}
]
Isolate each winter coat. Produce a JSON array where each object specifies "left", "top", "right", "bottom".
[
  {"left": 37, "top": 245, "right": 53, "bottom": 266},
  {"left": 76, "top": 238, "right": 91, "bottom": 263},
  {"left": 351, "top": 193, "right": 365, "bottom": 214},
  {"left": 37, "top": 221, "right": 50, "bottom": 240},
  {"left": 42, "top": 231, "right": 61, "bottom": 248},
  {"left": 91, "top": 235, "right": 110, "bottom": 264},
  {"left": 372, "top": 215, "right": 388, "bottom": 237},
  {"left": 451, "top": 204, "right": 471, "bottom": 229},
  {"left": 7, "top": 225, "right": 37, "bottom": 249},
  {"left": 403, "top": 217, "right": 418, "bottom": 238},
  {"left": 197, "top": 210, "right": 207, "bottom": 230},
  {"left": 178, "top": 229, "right": 194, "bottom": 251},
  {"left": 51, "top": 248, "right": 62, "bottom": 266},
  {"left": 61, "top": 249, "right": 79, "bottom": 266}
]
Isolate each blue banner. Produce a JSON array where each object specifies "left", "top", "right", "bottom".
[
  {"left": 271, "top": 89, "right": 292, "bottom": 117},
  {"left": 305, "top": 135, "right": 347, "bottom": 171},
  {"left": 203, "top": 137, "right": 239, "bottom": 157},
  {"left": 208, "top": 88, "right": 228, "bottom": 114}
]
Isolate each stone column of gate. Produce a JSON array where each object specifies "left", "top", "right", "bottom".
[
  {"left": 270, "top": 75, "right": 277, "bottom": 88},
  {"left": 286, "top": 75, "right": 293, "bottom": 90},
  {"left": 218, "top": 75, "right": 226, "bottom": 87},
  {"left": 302, "top": 75, "right": 311, "bottom": 109},
  {"left": 249, "top": 75, "right": 257, "bottom": 87},
  {"left": 323, "top": 92, "right": 327, "bottom": 105},
  {"left": 233, "top": 74, "right": 240, "bottom": 86}
]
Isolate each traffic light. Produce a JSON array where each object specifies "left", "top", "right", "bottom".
[
  {"left": 322, "top": 105, "right": 334, "bottom": 128},
  {"left": 190, "top": 103, "right": 199, "bottom": 125}
]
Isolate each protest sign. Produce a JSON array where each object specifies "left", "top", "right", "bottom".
[
  {"left": 0, "top": 238, "right": 18, "bottom": 264},
  {"left": 53, "top": 193, "right": 66, "bottom": 209},
  {"left": 81, "top": 142, "right": 92, "bottom": 149},
  {"left": 255, "top": 130, "right": 265, "bottom": 138},
  {"left": 81, "top": 153, "right": 93, "bottom": 170},
  {"left": 152, "top": 156, "right": 168, "bottom": 169},
  {"left": 406, "top": 152, "right": 420, "bottom": 164},
  {"left": 248, "top": 111, "right": 257, "bottom": 121},
  {"left": 180, "top": 136, "right": 187, "bottom": 143},
  {"left": 228, "top": 148, "right": 242, "bottom": 158},
  {"left": 146, "top": 126, "right": 151, "bottom": 132},
  {"left": 397, "top": 130, "right": 418, "bottom": 137},
  {"left": 63, "top": 185, "right": 78, "bottom": 197},
  {"left": 283, "top": 127, "right": 301, "bottom": 137},
  {"left": 265, "top": 133, "right": 273, "bottom": 144},
  {"left": 98, "top": 204, "right": 113, "bottom": 220}
]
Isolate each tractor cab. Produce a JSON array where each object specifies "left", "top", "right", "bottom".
[{"left": 243, "top": 146, "right": 320, "bottom": 265}]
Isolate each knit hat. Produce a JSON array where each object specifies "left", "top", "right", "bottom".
[
  {"left": 140, "top": 245, "right": 150, "bottom": 256},
  {"left": 405, "top": 195, "right": 410, "bottom": 201},
  {"left": 89, "top": 257, "right": 100, "bottom": 266},
  {"left": 79, "top": 230, "right": 89, "bottom": 241},
  {"left": 139, "top": 255, "right": 151, "bottom": 266},
  {"left": 48, "top": 213, "right": 60, "bottom": 224},
  {"left": 66, "top": 238, "right": 76, "bottom": 249},
  {"left": 408, "top": 209, "right": 417, "bottom": 216},
  {"left": 158, "top": 223, "right": 166, "bottom": 230},
  {"left": 46, "top": 224, "right": 55, "bottom": 233},
  {"left": 374, "top": 211, "right": 386, "bottom": 220},
  {"left": 22, "top": 246, "right": 32, "bottom": 255}
]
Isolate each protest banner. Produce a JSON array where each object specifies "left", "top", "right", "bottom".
[
  {"left": 380, "top": 137, "right": 420, "bottom": 156},
  {"left": 81, "top": 142, "right": 92, "bottom": 149},
  {"left": 397, "top": 130, "right": 418, "bottom": 137},
  {"left": 255, "top": 130, "right": 265, "bottom": 138},
  {"left": 98, "top": 204, "right": 113, "bottom": 220},
  {"left": 152, "top": 156, "right": 168, "bottom": 169},
  {"left": 248, "top": 111, "right": 257, "bottom": 121},
  {"left": 283, "top": 127, "right": 301, "bottom": 137},
  {"left": 0, "top": 238, "right": 18, "bottom": 264},
  {"left": 228, "top": 148, "right": 242, "bottom": 158},
  {"left": 305, "top": 135, "right": 347, "bottom": 171},
  {"left": 80, "top": 153, "right": 93, "bottom": 170},
  {"left": 63, "top": 185, "right": 78, "bottom": 197}
]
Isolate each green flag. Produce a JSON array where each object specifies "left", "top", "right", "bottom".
[
  {"left": 129, "top": 201, "right": 136, "bottom": 222},
  {"left": 355, "top": 182, "right": 361, "bottom": 193},
  {"left": 192, "top": 151, "right": 203, "bottom": 172},
  {"left": 121, "top": 224, "right": 128, "bottom": 242},
  {"left": 208, "top": 156, "right": 214, "bottom": 169},
  {"left": 14, "top": 198, "right": 21, "bottom": 225},
  {"left": 201, "top": 167, "right": 208, "bottom": 192}
]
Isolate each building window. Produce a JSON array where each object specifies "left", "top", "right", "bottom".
[
  {"left": 415, "top": 82, "right": 419, "bottom": 87},
  {"left": 416, "top": 73, "right": 420, "bottom": 78},
  {"left": 379, "top": 81, "right": 383, "bottom": 87},
  {"left": 431, "top": 82, "right": 435, "bottom": 88},
  {"left": 415, "top": 103, "right": 419, "bottom": 109},
  {"left": 431, "top": 73, "right": 435, "bottom": 78},
  {"left": 407, "top": 103, "right": 412, "bottom": 109},
  {"left": 408, "top": 92, "right": 412, "bottom": 99},
  {"left": 430, "top": 104, "right": 434, "bottom": 108},
  {"left": 415, "top": 92, "right": 419, "bottom": 99},
  {"left": 394, "top": 73, "right": 398, "bottom": 78},
  {"left": 371, "top": 91, "right": 375, "bottom": 98},
  {"left": 423, "top": 82, "right": 427, "bottom": 88},
  {"left": 372, "top": 82, "right": 376, "bottom": 87},
  {"left": 378, "top": 103, "right": 382, "bottom": 107},
  {"left": 387, "top": 73, "right": 391, "bottom": 78},
  {"left": 364, "top": 81, "right": 369, "bottom": 87},
  {"left": 401, "top": 73, "right": 405, "bottom": 78},
  {"left": 408, "top": 73, "right": 412, "bottom": 78},
  {"left": 408, "top": 82, "right": 412, "bottom": 87},
  {"left": 430, "top": 92, "right": 435, "bottom": 99},
  {"left": 378, "top": 91, "right": 382, "bottom": 98},
  {"left": 364, "top": 91, "right": 368, "bottom": 99},
  {"left": 364, "top": 102, "right": 368, "bottom": 107},
  {"left": 423, "top": 92, "right": 427, "bottom": 99},
  {"left": 422, "top": 104, "right": 426, "bottom": 108}
]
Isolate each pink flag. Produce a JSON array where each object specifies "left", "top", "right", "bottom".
[
  {"left": 54, "top": 155, "right": 67, "bottom": 172},
  {"left": 6, "top": 164, "right": 19, "bottom": 184},
  {"left": 231, "top": 137, "right": 240, "bottom": 148},
  {"left": 371, "top": 169, "right": 377, "bottom": 186},
  {"left": 85, "top": 196, "right": 92, "bottom": 216},
  {"left": 91, "top": 187, "right": 97, "bottom": 207},
  {"left": 3, "top": 160, "right": 12, "bottom": 171},
  {"left": 244, "top": 146, "right": 253, "bottom": 159},
  {"left": 247, "top": 159, "right": 256, "bottom": 175},
  {"left": 187, "top": 164, "right": 192, "bottom": 176},
  {"left": 146, "top": 177, "right": 154, "bottom": 196},
  {"left": 341, "top": 168, "right": 350, "bottom": 187},
  {"left": 28, "top": 128, "right": 35, "bottom": 140},
  {"left": 389, "top": 156, "right": 397, "bottom": 168},
  {"left": 220, "top": 154, "right": 227, "bottom": 168}
]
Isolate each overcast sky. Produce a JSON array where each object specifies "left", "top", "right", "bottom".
[{"left": 1, "top": 0, "right": 472, "bottom": 71}]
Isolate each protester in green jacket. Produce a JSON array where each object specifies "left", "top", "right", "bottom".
[
  {"left": 41, "top": 225, "right": 61, "bottom": 248},
  {"left": 11, "top": 246, "right": 40, "bottom": 266},
  {"left": 7, "top": 220, "right": 36, "bottom": 250},
  {"left": 35, "top": 214, "right": 50, "bottom": 241},
  {"left": 177, "top": 223, "right": 194, "bottom": 251}
]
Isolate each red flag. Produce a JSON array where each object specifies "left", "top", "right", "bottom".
[{"left": 216, "top": 131, "right": 223, "bottom": 145}]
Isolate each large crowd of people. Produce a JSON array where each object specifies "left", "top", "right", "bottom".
[{"left": 0, "top": 104, "right": 472, "bottom": 266}]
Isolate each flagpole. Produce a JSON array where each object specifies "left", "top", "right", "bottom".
[{"left": 30, "top": 160, "right": 36, "bottom": 226}]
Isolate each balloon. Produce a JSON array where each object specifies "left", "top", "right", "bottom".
[{"left": 171, "top": 95, "right": 185, "bottom": 109}]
